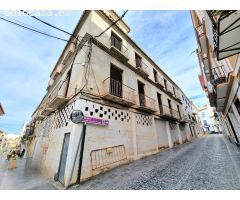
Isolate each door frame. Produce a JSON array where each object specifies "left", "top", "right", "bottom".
[{"left": 57, "top": 132, "right": 71, "bottom": 184}]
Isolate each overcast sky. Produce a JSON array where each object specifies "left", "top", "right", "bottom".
[{"left": 0, "top": 10, "right": 208, "bottom": 134}]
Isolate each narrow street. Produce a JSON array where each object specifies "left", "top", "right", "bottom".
[
  {"left": 1, "top": 135, "right": 240, "bottom": 190},
  {"left": 71, "top": 135, "right": 240, "bottom": 190}
]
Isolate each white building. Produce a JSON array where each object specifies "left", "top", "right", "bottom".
[
  {"left": 197, "top": 104, "right": 220, "bottom": 133},
  {"left": 28, "top": 10, "right": 201, "bottom": 187}
]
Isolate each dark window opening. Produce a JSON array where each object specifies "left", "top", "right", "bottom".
[
  {"left": 153, "top": 69, "right": 158, "bottom": 82},
  {"left": 168, "top": 99, "right": 172, "bottom": 115},
  {"left": 173, "top": 87, "right": 176, "bottom": 97},
  {"left": 177, "top": 105, "right": 181, "bottom": 118},
  {"left": 157, "top": 93, "right": 162, "bottom": 114},
  {"left": 110, "top": 64, "right": 123, "bottom": 97},
  {"left": 135, "top": 53, "right": 142, "bottom": 68},
  {"left": 111, "top": 32, "right": 122, "bottom": 51},
  {"left": 168, "top": 99, "right": 172, "bottom": 109},
  {"left": 164, "top": 79, "right": 167, "bottom": 90},
  {"left": 138, "top": 81, "right": 145, "bottom": 107}
]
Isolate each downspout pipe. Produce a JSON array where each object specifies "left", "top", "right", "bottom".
[{"left": 66, "top": 122, "right": 87, "bottom": 189}]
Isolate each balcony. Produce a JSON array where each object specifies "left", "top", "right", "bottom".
[
  {"left": 195, "top": 24, "right": 208, "bottom": 55},
  {"left": 51, "top": 64, "right": 65, "bottom": 80},
  {"left": 102, "top": 77, "right": 136, "bottom": 106},
  {"left": 138, "top": 94, "right": 157, "bottom": 113},
  {"left": 166, "top": 83, "right": 174, "bottom": 95},
  {"left": 179, "top": 114, "right": 189, "bottom": 123},
  {"left": 109, "top": 36, "right": 129, "bottom": 62},
  {"left": 159, "top": 105, "right": 180, "bottom": 121},
  {"left": 36, "top": 111, "right": 45, "bottom": 120},
  {"left": 207, "top": 11, "right": 240, "bottom": 60},
  {"left": 211, "top": 65, "right": 228, "bottom": 85},
  {"left": 155, "top": 75, "right": 165, "bottom": 88},
  {"left": 174, "top": 91, "right": 182, "bottom": 101},
  {"left": 48, "top": 80, "right": 69, "bottom": 110},
  {"left": 135, "top": 58, "right": 149, "bottom": 78},
  {"left": 62, "top": 42, "right": 75, "bottom": 65},
  {"left": 40, "top": 105, "right": 54, "bottom": 116}
]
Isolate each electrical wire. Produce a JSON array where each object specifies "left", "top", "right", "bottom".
[
  {"left": 0, "top": 16, "right": 68, "bottom": 42},
  {"left": 95, "top": 10, "right": 128, "bottom": 38},
  {"left": 20, "top": 10, "right": 97, "bottom": 43},
  {"left": 21, "top": 10, "right": 76, "bottom": 37}
]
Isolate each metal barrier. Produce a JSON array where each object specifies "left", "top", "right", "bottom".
[{"left": 90, "top": 145, "right": 127, "bottom": 170}]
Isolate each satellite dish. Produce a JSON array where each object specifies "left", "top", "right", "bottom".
[{"left": 70, "top": 110, "right": 84, "bottom": 124}]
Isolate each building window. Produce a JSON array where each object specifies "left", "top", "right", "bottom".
[
  {"left": 110, "top": 64, "right": 123, "bottom": 97},
  {"left": 137, "top": 81, "right": 145, "bottom": 106},
  {"left": 168, "top": 99, "right": 172, "bottom": 109},
  {"left": 135, "top": 53, "right": 142, "bottom": 68},
  {"left": 111, "top": 32, "right": 122, "bottom": 51},
  {"left": 153, "top": 69, "right": 158, "bottom": 82},
  {"left": 164, "top": 79, "right": 167, "bottom": 90},
  {"left": 173, "top": 87, "right": 176, "bottom": 97},
  {"left": 157, "top": 93, "right": 162, "bottom": 113},
  {"left": 177, "top": 105, "right": 181, "bottom": 118}
]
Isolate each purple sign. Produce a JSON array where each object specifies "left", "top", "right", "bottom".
[{"left": 82, "top": 117, "right": 109, "bottom": 126}]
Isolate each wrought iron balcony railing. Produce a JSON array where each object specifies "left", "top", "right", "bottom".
[
  {"left": 174, "top": 91, "right": 181, "bottom": 100},
  {"left": 138, "top": 93, "right": 156, "bottom": 113},
  {"left": 159, "top": 105, "right": 180, "bottom": 120},
  {"left": 102, "top": 77, "right": 136, "bottom": 106},
  {"left": 47, "top": 80, "right": 69, "bottom": 109},
  {"left": 207, "top": 10, "right": 240, "bottom": 60},
  {"left": 180, "top": 114, "right": 189, "bottom": 123},
  {"left": 166, "top": 83, "right": 174, "bottom": 95},
  {"left": 135, "top": 58, "right": 149, "bottom": 77},
  {"left": 155, "top": 75, "right": 165, "bottom": 88},
  {"left": 110, "top": 36, "right": 128, "bottom": 59},
  {"left": 211, "top": 65, "right": 228, "bottom": 85}
]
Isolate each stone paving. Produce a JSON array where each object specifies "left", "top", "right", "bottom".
[
  {"left": 0, "top": 156, "right": 57, "bottom": 190},
  {"left": 72, "top": 135, "right": 240, "bottom": 190},
  {"left": 1, "top": 135, "right": 240, "bottom": 190}
]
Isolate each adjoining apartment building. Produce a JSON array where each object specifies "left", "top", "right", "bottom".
[
  {"left": 197, "top": 104, "right": 221, "bottom": 133},
  {"left": 191, "top": 11, "right": 240, "bottom": 144},
  {"left": 26, "top": 10, "right": 200, "bottom": 187}
]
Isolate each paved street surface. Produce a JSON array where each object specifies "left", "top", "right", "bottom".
[
  {"left": 1, "top": 135, "right": 240, "bottom": 190},
  {"left": 72, "top": 135, "right": 240, "bottom": 190},
  {"left": 0, "top": 157, "right": 57, "bottom": 190}
]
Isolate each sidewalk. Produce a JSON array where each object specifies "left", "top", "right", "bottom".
[{"left": 0, "top": 156, "right": 57, "bottom": 190}]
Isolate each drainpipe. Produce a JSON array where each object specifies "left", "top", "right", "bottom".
[
  {"left": 77, "top": 122, "right": 87, "bottom": 184},
  {"left": 66, "top": 122, "right": 87, "bottom": 189}
]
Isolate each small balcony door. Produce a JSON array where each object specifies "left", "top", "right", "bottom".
[
  {"left": 157, "top": 93, "right": 162, "bottom": 114},
  {"left": 168, "top": 99, "right": 172, "bottom": 115},
  {"left": 110, "top": 65, "right": 123, "bottom": 98},
  {"left": 153, "top": 69, "right": 158, "bottom": 83},
  {"left": 164, "top": 79, "right": 167, "bottom": 90},
  {"left": 177, "top": 105, "right": 181, "bottom": 119},
  {"left": 138, "top": 81, "right": 145, "bottom": 106},
  {"left": 135, "top": 53, "right": 142, "bottom": 68},
  {"left": 111, "top": 32, "right": 122, "bottom": 51}
]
